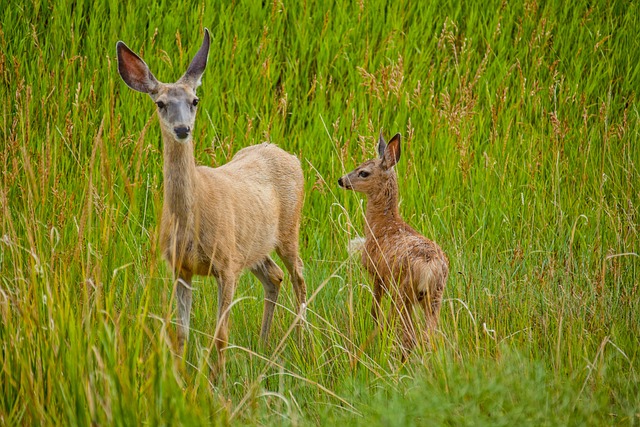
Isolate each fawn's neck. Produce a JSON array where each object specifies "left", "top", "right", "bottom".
[
  {"left": 162, "top": 129, "right": 197, "bottom": 225},
  {"left": 364, "top": 174, "right": 402, "bottom": 238}
]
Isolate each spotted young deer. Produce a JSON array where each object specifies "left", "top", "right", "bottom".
[
  {"left": 116, "top": 29, "right": 307, "bottom": 370},
  {"left": 338, "top": 133, "right": 448, "bottom": 357}
]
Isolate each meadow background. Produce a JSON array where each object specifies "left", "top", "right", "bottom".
[{"left": 1, "top": 0, "right": 639, "bottom": 425}]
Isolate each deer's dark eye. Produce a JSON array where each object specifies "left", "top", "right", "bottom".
[
  {"left": 358, "top": 170, "right": 370, "bottom": 178},
  {"left": 192, "top": 98, "right": 199, "bottom": 107},
  {"left": 156, "top": 101, "right": 166, "bottom": 109}
]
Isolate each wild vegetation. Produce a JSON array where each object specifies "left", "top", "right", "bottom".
[{"left": 1, "top": 0, "right": 639, "bottom": 425}]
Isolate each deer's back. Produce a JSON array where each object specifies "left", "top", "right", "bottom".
[
  {"left": 217, "top": 142, "right": 304, "bottom": 224},
  {"left": 187, "top": 143, "right": 303, "bottom": 273},
  {"left": 233, "top": 142, "right": 301, "bottom": 186}
]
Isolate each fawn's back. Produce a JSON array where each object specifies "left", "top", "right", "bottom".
[{"left": 362, "top": 219, "right": 448, "bottom": 301}]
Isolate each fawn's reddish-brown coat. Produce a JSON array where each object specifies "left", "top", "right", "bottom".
[{"left": 339, "top": 133, "right": 448, "bottom": 354}]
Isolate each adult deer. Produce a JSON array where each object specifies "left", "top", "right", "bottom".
[
  {"left": 116, "top": 29, "right": 307, "bottom": 371},
  {"left": 338, "top": 133, "right": 448, "bottom": 358}
]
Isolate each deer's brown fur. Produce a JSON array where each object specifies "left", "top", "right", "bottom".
[
  {"left": 116, "top": 29, "right": 307, "bottom": 374},
  {"left": 339, "top": 133, "right": 448, "bottom": 356}
]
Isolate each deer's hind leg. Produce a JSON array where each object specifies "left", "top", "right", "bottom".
[
  {"left": 276, "top": 243, "right": 307, "bottom": 319},
  {"left": 250, "top": 256, "right": 284, "bottom": 341}
]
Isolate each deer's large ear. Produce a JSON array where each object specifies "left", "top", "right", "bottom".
[
  {"left": 377, "top": 131, "right": 387, "bottom": 158},
  {"left": 381, "top": 133, "right": 401, "bottom": 170},
  {"left": 116, "top": 42, "right": 160, "bottom": 94},
  {"left": 180, "top": 28, "right": 210, "bottom": 89}
]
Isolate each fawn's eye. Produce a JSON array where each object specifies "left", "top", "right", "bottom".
[
  {"left": 192, "top": 98, "right": 199, "bottom": 107},
  {"left": 156, "top": 101, "right": 166, "bottom": 109},
  {"left": 358, "top": 170, "right": 370, "bottom": 178}
]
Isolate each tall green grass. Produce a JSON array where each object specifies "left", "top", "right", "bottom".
[{"left": 1, "top": 0, "right": 639, "bottom": 425}]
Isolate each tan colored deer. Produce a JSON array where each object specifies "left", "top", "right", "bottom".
[
  {"left": 338, "top": 133, "right": 448, "bottom": 357},
  {"left": 116, "top": 29, "right": 307, "bottom": 371}
]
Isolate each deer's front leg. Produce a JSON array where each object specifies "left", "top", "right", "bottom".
[
  {"left": 175, "top": 271, "right": 194, "bottom": 353},
  {"left": 214, "top": 271, "right": 237, "bottom": 378}
]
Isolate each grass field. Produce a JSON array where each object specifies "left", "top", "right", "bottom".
[{"left": 1, "top": 0, "right": 639, "bottom": 425}]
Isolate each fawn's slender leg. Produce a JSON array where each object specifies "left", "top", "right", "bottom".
[
  {"left": 250, "top": 256, "right": 284, "bottom": 341},
  {"left": 176, "top": 271, "right": 194, "bottom": 352},
  {"left": 420, "top": 283, "right": 444, "bottom": 343},
  {"left": 397, "top": 297, "right": 417, "bottom": 361},
  {"left": 370, "top": 277, "right": 384, "bottom": 326}
]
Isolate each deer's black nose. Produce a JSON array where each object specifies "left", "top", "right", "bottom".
[
  {"left": 174, "top": 126, "right": 190, "bottom": 139},
  {"left": 338, "top": 177, "right": 344, "bottom": 187}
]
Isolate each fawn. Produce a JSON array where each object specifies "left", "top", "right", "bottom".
[
  {"left": 116, "top": 29, "right": 307, "bottom": 372},
  {"left": 338, "top": 133, "right": 448, "bottom": 356}
]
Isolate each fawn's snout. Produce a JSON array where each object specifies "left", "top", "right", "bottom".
[{"left": 338, "top": 176, "right": 353, "bottom": 189}]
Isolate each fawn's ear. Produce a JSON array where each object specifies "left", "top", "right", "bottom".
[
  {"left": 116, "top": 41, "right": 160, "bottom": 94},
  {"left": 377, "top": 132, "right": 387, "bottom": 158},
  {"left": 381, "top": 133, "right": 401, "bottom": 170},
  {"left": 179, "top": 28, "right": 210, "bottom": 89}
]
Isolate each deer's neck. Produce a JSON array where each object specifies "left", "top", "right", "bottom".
[
  {"left": 162, "top": 129, "right": 197, "bottom": 225},
  {"left": 364, "top": 175, "right": 402, "bottom": 238}
]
